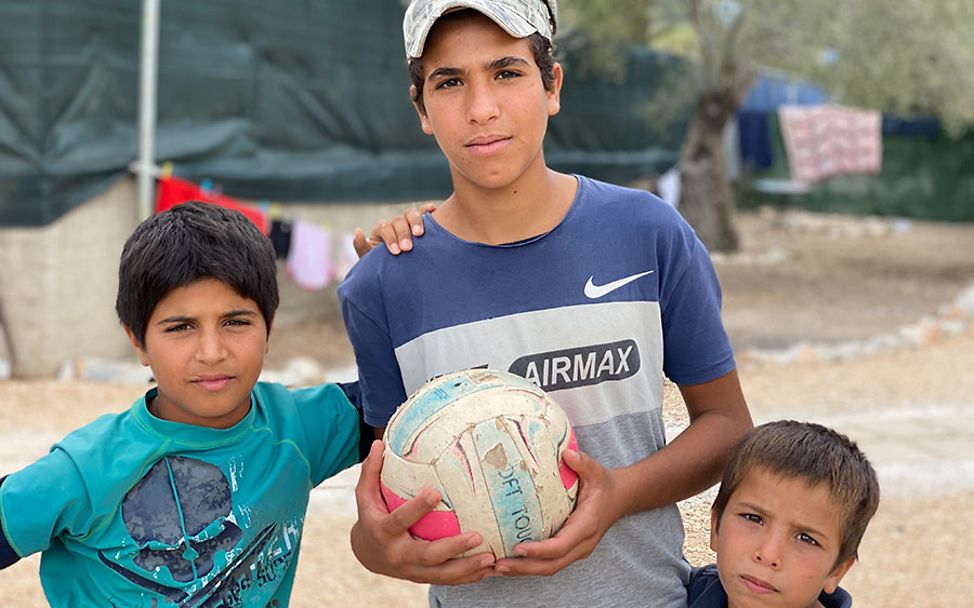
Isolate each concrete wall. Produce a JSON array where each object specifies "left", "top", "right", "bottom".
[
  {"left": 0, "top": 176, "right": 431, "bottom": 377},
  {"left": 0, "top": 178, "right": 138, "bottom": 377}
]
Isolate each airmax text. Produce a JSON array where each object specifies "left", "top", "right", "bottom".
[{"left": 509, "top": 340, "right": 640, "bottom": 392}]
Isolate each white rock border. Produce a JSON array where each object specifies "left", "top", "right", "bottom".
[{"left": 739, "top": 282, "right": 974, "bottom": 367}]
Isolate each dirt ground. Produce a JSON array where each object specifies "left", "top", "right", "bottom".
[{"left": 1, "top": 209, "right": 973, "bottom": 607}]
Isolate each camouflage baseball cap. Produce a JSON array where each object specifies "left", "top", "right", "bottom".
[{"left": 403, "top": 0, "right": 557, "bottom": 59}]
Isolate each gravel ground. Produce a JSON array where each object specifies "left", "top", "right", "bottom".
[{"left": 1, "top": 210, "right": 972, "bottom": 607}]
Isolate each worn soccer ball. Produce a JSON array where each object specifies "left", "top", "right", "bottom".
[{"left": 379, "top": 368, "right": 579, "bottom": 558}]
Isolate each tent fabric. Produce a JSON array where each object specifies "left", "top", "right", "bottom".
[
  {"left": 0, "top": 0, "right": 691, "bottom": 227},
  {"left": 3, "top": 0, "right": 965, "bottom": 226},
  {"left": 740, "top": 72, "right": 830, "bottom": 113},
  {"left": 737, "top": 111, "right": 773, "bottom": 170}
]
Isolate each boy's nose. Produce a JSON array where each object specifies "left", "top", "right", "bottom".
[
  {"left": 195, "top": 330, "right": 228, "bottom": 364},
  {"left": 466, "top": 84, "right": 499, "bottom": 124},
  {"left": 753, "top": 533, "right": 783, "bottom": 568}
]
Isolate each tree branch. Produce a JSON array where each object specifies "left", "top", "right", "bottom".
[{"left": 690, "top": 0, "right": 717, "bottom": 87}]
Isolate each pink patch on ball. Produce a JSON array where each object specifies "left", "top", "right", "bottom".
[
  {"left": 410, "top": 511, "right": 463, "bottom": 540},
  {"left": 380, "top": 483, "right": 463, "bottom": 540},
  {"left": 559, "top": 429, "right": 580, "bottom": 489}
]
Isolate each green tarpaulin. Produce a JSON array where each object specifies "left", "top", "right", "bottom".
[
  {"left": 0, "top": 0, "right": 688, "bottom": 226},
  {"left": 5, "top": 0, "right": 966, "bottom": 227}
]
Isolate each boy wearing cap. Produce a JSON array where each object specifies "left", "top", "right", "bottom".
[{"left": 338, "top": 1, "right": 753, "bottom": 606}]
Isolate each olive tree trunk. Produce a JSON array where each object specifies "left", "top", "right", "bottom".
[
  {"left": 679, "top": 0, "right": 758, "bottom": 253},
  {"left": 677, "top": 93, "right": 740, "bottom": 252}
]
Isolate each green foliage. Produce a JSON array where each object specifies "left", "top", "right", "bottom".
[
  {"left": 558, "top": 0, "right": 974, "bottom": 131},
  {"left": 558, "top": 0, "right": 653, "bottom": 79},
  {"left": 560, "top": 0, "right": 653, "bottom": 46},
  {"left": 813, "top": 0, "right": 974, "bottom": 134}
]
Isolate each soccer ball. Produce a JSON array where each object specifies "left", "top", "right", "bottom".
[{"left": 380, "top": 368, "right": 579, "bottom": 558}]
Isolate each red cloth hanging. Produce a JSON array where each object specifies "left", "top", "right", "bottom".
[{"left": 155, "top": 176, "right": 269, "bottom": 234}]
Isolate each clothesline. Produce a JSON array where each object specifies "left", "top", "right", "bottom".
[{"left": 155, "top": 172, "right": 358, "bottom": 291}]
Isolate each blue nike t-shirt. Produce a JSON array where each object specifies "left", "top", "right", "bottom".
[{"left": 339, "top": 175, "right": 735, "bottom": 608}]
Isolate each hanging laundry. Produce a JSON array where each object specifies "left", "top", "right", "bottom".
[
  {"left": 737, "top": 111, "right": 774, "bottom": 170},
  {"left": 332, "top": 231, "right": 361, "bottom": 282},
  {"left": 656, "top": 166, "right": 681, "bottom": 208},
  {"left": 156, "top": 175, "right": 204, "bottom": 212},
  {"left": 155, "top": 176, "right": 269, "bottom": 234},
  {"left": 286, "top": 221, "right": 334, "bottom": 290},
  {"left": 270, "top": 219, "right": 293, "bottom": 260},
  {"left": 778, "top": 104, "right": 882, "bottom": 184}
]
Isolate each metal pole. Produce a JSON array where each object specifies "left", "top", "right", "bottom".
[{"left": 137, "top": 0, "right": 160, "bottom": 221}]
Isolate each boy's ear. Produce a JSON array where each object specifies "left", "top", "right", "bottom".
[
  {"left": 823, "top": 556, "right": 856, "bottom": 594},
  {"left": 709, "top": 507, "right": 719, "bottom": 552},
  {"left": 547, "top": 62, "right": 564, "bottom": 117},
  {"left": 124, "top": 326, "right": 150, "bottom": 367},
  {"left": 265, "top": 316, "right": 274, "bottom": 353},
  {"left": 410, "top": 85, "right": 434, "bottom": 136}
]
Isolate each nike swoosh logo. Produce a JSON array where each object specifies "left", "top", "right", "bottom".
[{"left": 584, "top": 270, "right": 655, "bottom": 299}]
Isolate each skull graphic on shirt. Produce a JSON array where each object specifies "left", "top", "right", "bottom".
[{"left": 120, "top": 456, "right": 243, "bottom": 582}]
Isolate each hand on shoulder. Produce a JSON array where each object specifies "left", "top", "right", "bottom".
[{"left": 353, "top": 203, "right": 437, "bottom": 258}]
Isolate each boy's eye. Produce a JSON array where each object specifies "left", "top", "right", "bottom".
[
  {"left": 496, "top": 70, "right": 521, "bottom": 80},
  {"left": 164, "top": 323, "right": 192, "bottom": 333},
  {"left": 797, "top": 532, "right": 819, "bottom": 546},
  {"left": 741, "top": 513, "right": 762, "bottom": 525},
  {"left": 435, "top": 78, "right": 462, "bottom": 90},
  {"left": 225, "top": 318, "right": 251, "bottom": 327}
]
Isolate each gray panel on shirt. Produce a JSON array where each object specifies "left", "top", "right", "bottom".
[
  {"left": 395, "top": 301, "right": 689, "bottom": 607},
  {"left": 394, "top": 301, "right": 664, "bottom": 427}
]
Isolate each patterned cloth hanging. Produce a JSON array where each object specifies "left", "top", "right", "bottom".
[{"left": 778, "top": 104, "right": 882, "bottom": 184}]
